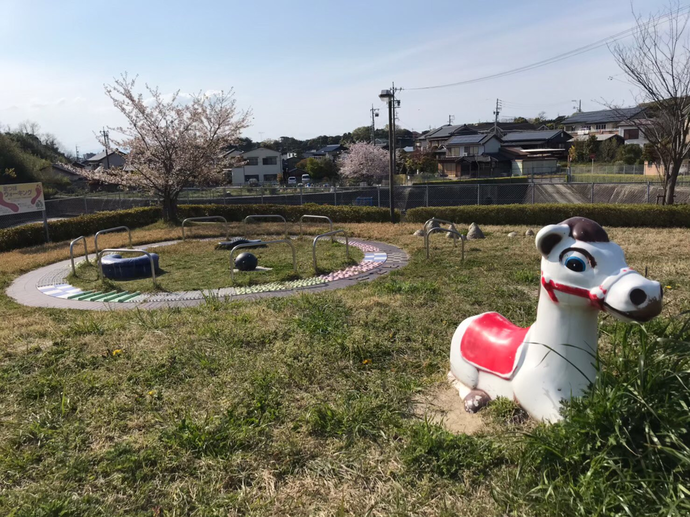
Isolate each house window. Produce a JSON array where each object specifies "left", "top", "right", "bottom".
[
  {"left": 581, "top": 125, "right": 591, "bottom": 131},
  {"left": 595, "top": 123, "right": 607, "bottom": 130},
  {"left": 566, "top": 126, "right": 575, "bottom": 132},
  {"left": 263, "top": 174, "right": 278, "bottom": 181},
  {"left": 464, "top": 146, "right": 479, "bottom": 155},
  {"left": 246, "top": 157, "right": 258, "bottom": 166},
  {"left": 244, "top": 175, "right": 259, "bottom": 182},
  {"left": 448, "top": 147, "right": 460, "bottom": 157},
  {"left": 623, "top": 128, "right": 640, "bottom": 140},
  {"left": 443, "top": 162, "right": 456, "bottom": 174},
  {"left": 262, "top": 156, "right": 277, "bottom": 165}
]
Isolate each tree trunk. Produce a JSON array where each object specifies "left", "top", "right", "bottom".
[
  {"left": 162, "top": 194, "right": 178, "bottom": 222},
  {"left": 666, "top": 170, "right": 678, "bottom": 205}
]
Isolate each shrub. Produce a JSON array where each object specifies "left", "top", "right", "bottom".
[
  {"left": 177, "top": 203, "right": 397, "bottom": 223},
  {"left": 406, "top": 203, "right": 690, "bottom": 228},
  {"left": 0, "top": 204, "right": 397, "bottom": 252},
  {"left": 0, "top": 207, "right": 162, "bottom": 252}
]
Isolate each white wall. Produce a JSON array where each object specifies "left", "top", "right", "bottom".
[{"left": 231, "top": 148, "right": 282, "bottom": 184}]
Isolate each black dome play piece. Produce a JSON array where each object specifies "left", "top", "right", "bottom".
[
  {"left": 215, "top": 238, "right": 267, "bottom": 250},
  {"left": 101, "top": 253, "right": 159, "bottom": 279},
  {"left": 235, "top": 252, "right": 258, "bottom": 271}
]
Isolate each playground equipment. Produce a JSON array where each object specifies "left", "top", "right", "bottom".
[
  {"left": 94, "top": 226, "right": 132, "bottom": 255},
  {"left": 242, "top": 214, "right": 288, "bottom": 239},
  {"left": 97, "top": 248, "right": 158, "bottom": 285},
  {"left": 425, "top": 227, "right": 465, "bottom": 260},
  {"left": 449, "top": 217, "right": 663, "bottom": 422},
  {"left": 69, "top": 236, "right": 90, "bottom": 276},
  {"left": 235, "top": 252, "right": 258, "bottom": 271},
  {"left": 312, "top": 230, "right": 349, "bottom": 272},
  {"left": 299, "top": 215, "right": 334, "bottom": 241},
  {"left": 229, "top": 239, "right": 296, "bottom": 283},
  {"left": 182, "top": 216, "right": 229, "bottom": 241}
]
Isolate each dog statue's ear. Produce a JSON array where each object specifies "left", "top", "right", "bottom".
[{"left": 535, "top": 224, "right": 571, "bottom": 258}]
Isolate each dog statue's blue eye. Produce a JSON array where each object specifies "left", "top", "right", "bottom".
[{"left": 565, "top": 256, "right": 586, "bottom": 272}]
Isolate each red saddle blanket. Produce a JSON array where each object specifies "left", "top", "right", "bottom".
[{"left": 461, "top": 312, "right": 530, "bottom": 379}]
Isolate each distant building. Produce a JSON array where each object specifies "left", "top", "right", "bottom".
[
  {"left": 562, "top": 107, "right": 648, "bottom": 146},
  {"left": 415, "top": 122, "right": 537, "bottom": 151},
  {"left": 500, "top": 129, "right": 572, "bottom": 151},
  {"left": 229, "top": 147, "right": 283, "bottom": 185},
  {"left": 84, "top": 149, "right": 126, "bottom": 169},
  {"left": 40, "top": 163, "right": 88, "bottom": 186}
]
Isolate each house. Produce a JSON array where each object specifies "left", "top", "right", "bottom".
[
  {"left": 229, "top": 147, "right": 283, "bottom": 185},
  {"left": 84, "top": 149, "right": 126, "bottom": 169},
  {"left": 562, "top": 108, "right": 648, "bottom": 146},
  {"left": 569, "top": 133, "right": 625, "bottom": 146},
  {"left": 437, "top": 133, "right": 505, "bottom": 177},
  {"left": 501, "top": 147, "right": 563, "bottom": 176},
  {"left": 317, "top": 144, "right": 346, "bottom": 160},
  {"left": 500, "top": 129, "right": 572, "bottom": 151},
  {"left": 415, "top": 122, "right": 537, "bottom": 151}
]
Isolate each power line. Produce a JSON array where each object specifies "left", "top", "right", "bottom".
[{"left": 404, "top": 5, "right": 690, "bottom": 91}]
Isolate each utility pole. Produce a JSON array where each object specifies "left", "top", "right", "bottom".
[
  {"left": 75, "top": 145, "right": 80, "bottom": 162},
  {"left": 493, "top": 99, "right": 502, "bottom": 133},
  {"left": 572, "top": 99, "right": 582, "bottom": 113},
  {"left": 101, "top": 128, "right": 111, "bottom": 169},
  {"left": 448, "top": 115, "right": 455, "bottom": 125},
  {"left": 379, "top": 83, "right": 401, "bottom": 223},
  {"left": 370, "top": 104, "right": 379, "bottom": 144}
]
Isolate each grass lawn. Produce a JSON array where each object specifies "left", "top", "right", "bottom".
[
  {"left": 0, "top": 221, "right": 689, "bottom": 515},
  {"left": 68, "top": 237, "right": 362, "bottom": 293}
]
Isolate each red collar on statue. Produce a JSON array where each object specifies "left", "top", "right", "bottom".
[{"left": 541, "top": 274, "right": 606, "bottom": 311}]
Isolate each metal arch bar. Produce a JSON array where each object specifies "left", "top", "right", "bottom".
[
  {"left": 181, "top": 216, "right": 229, "bottom": 240},
  {"left": 425, "top": 227, "right": 466, "bottom": 261},
  {"left": 242, "top": 215, "right": 288, "bottom": 239},
  {"left": 94, "top": 226, "right": 132, "bottom": 255},
  {"left": 69, "top": 236, "right": 90, "bottom": 276},
  {"left": 299, "top": 215, "right": 334, "bottom": 240},
  {"left": 423, "top": 217, "right": 455, "bottom": 233},
  {"left": 229, "top": 239, "right": 296, "bottom": 284},
  {"left": 312, "top": 229, "right": 349, "bottom": 272},
  {"left": 96, "top": 248, "right": 157, "bottom": 286}
]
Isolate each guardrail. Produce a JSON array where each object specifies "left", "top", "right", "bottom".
[
  {"left": 312, "top": 229, "right": 349, "bottom": 272},
  {"left": 69, "top": 236, "right": 90, "bottom": 276},
  {"left": 97, "top": 248, "right": 157, "bottom": 286},
  {"left": 182, "top": 216, "right": 229, "bottom": 241},
  {"left": 425, "top": 227, "right": 465, "bottom": 260},
  {"left": 229, "top": 239, "right": 296, "bottom": 284},
  {"left": 94, "top": 226, "right": 132, "bottom": 255},
  {"left": 242, "top": 214, "right": 288, "bottom": 239},
  {"left": 299, "top": 215, "right": 334, "bottom": 240}
]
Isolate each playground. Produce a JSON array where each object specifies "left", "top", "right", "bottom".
[{"left": 0, "top": 213, "right": 689, "bottom": 516}]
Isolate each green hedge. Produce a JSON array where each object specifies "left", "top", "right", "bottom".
[
  {"left": 177, "top": 203, "right": 397, "bottom": 223},
  {"left": 0, "top": 207, "right": 162, "bottom": 252},
  {"left": 0, "top": 204, "right": 398, "bottom": 252},
  {"left": 406, "top": 204, "right": 690, "bottom": 228}
]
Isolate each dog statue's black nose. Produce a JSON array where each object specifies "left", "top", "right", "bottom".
[{"left": 630, "top": 288, "right": 647, "bottom": 306}]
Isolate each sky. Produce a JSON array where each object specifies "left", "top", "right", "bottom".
[{"left": 0, "top": 0, "right": 675, "bottom": 154}]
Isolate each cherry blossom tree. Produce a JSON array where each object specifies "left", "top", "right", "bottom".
[
  {"left": 338, "top": 142, "right": 388, "bottom": 184},
  {"left": 86, "top": 74, "right": 251, "bottom": 221}
]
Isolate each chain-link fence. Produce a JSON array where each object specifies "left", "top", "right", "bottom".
[{"left": 1, "top": 182, "right": 686, "bottom": 229}]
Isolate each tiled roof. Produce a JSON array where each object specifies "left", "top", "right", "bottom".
[
  {"left": 501, "top": 130, "right": 566, "bottom": 142},
  {"left": 563, "top": 107, "right": 645, "bottom": 124},
  {"left": 445, "top": 134, "right": 492, "bottom": 145}
]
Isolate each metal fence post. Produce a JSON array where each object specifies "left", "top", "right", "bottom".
[
  {"left": 531, "top": 184, "right": 535, "bottom": 204},
  {"left": 591, "top": 183, "right": 595, "bottom": 203},
  {"left": 261, "top": 188, "right": 264, "bottom": 204},
  {"left": 300, "top": 185, "right": 303, "bottom": 205},
  {"left": 83, "top": 194, "right": 88, "bottom": 214},
  {"left": 377, "top": 185, "right": 381, "bottom": 207},
  {"left": 476, "top": 185, "right": 481, "bottom": 205},
  {"left": 334, "top": 186, "right": 337, "bottom": 206},
  {"left": 425, "top": 184, "right": 429, "bottom": 207},
  {"left": 647, "top": 182, "right": 651, "bottom": 203}
]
